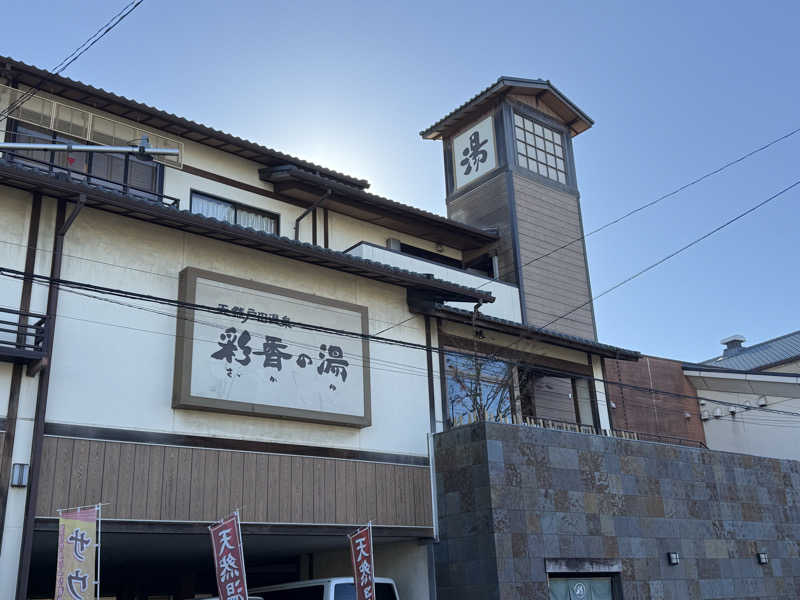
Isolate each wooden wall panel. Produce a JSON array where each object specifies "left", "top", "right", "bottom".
[{"left": 36, "top": 437, "right": 433, "bottom": 528}]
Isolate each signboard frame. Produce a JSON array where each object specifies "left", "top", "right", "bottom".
[{"left": 173, "top": 266, "right": 372, "bottom": 427}]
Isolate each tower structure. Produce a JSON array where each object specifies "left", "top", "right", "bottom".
[{"left": 422, "top": 77, "right": 597, "bottom": 340}]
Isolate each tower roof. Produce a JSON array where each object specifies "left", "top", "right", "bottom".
[{"left": 420, "top": 76, "right": 594, "bottom": 141}]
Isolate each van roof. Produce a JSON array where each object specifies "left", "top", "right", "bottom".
[{"left": 249, "top": 576, "right": 396, "bottom": 592}]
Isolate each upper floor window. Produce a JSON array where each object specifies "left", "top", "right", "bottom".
[
  {"left": 513, "top": 113, "right": 567, "bottom": 185},
  {"left": 190, "top": 190, "right": 278, "bottom": 235}
]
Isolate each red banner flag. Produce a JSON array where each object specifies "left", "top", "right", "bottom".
[
  {"left": 348, "top": 523, "right": 376, "bottom": 600},
  {"left": 210, "top": 512, "right": 248, "bottom": 600}
]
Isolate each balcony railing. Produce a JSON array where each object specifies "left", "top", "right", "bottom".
[
  {"left": 0, "top": 150, "right": 180, "bottom": 208},
  {"left": 450, "top": 413, "right": 707, "bottom": 449},
  {"left": 0, "top": 307, "right": 49, "bottom": 364},
  {"left": 345, "top": 242, "right": 523, "bottom": 323}
]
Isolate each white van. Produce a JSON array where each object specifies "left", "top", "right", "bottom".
[{"left": 248, "top": 576, "right": 400, "bottom": 600}]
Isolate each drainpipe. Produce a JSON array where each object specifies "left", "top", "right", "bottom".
[
  {"left": 294, "top": 189, "right": 331, "bottom": 241},
  {"left": 16, "top": 194, "right": 84, "bottom": 600}
]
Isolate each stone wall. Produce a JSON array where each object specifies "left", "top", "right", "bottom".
[{"left": 434, "top": 422, "right": 800, "bottom": 600}]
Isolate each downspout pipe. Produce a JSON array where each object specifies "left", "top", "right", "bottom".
[
  {"left": 16, "top": 194, "right": 84, "bottom": 600},
  {"left": 294, "top": 189, "right": 331, "bottom": 241}
]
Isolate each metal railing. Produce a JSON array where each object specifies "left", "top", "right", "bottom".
[
  {"left": 0, "top": 150, "right": 180, "bottom": 208},
  {"left": 450, "top": 412, "right": 707, "bottom": 449},
  {"left": 0, "top": 307, "right": 48, "bottom": 359}
]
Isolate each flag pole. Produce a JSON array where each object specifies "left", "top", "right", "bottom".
[{"left": 95, "top": 503, "right": 102, "bottom": 600}]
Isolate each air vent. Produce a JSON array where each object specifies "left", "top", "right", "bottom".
[
  {"left": 713, "top": 408, "right": 723, "bottom": 418},
  {"left": 700, "top": 410, "right": 710, "bottom": 421}
]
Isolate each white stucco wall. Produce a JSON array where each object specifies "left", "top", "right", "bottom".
[
  {"left": 313, "top": 540, "right": 431, "bottom": 600},
  {"left": 43, "top": 202, "right": 434, "bottom": 456},
  {"left": 699, "top": 389, "right": 800, "bottom": 461}
]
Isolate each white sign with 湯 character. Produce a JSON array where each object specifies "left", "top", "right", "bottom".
[
  {"left": 173, "top": 267, "right": 371, "bottom": 427},
  {"left": 452, "top": 115, "right": 497, "bottom": 190}
]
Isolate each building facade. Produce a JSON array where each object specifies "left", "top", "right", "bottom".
[{"left": 0, "top": 59, "right": 638, "bottom": 599}]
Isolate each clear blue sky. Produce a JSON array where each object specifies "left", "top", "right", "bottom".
[{"left": 5, "top": 0, "right": 799, "bottom": 362}]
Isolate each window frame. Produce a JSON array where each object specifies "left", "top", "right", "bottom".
[
  {"left": 504, "top": 100, "right": 578, "bottom": 194},
  {"left": 189, "top": 189, "right": 280, "bottom": 236},
  {"left": 443, "top": 347, "right": 515, "bottom": 426}
]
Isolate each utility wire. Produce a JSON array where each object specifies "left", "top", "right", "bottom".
[
  {"left": 0, "top": 0, "right": 144, "bottom": 124},
  {"left": 537, "top": 177, "right": 800, "bottom": 331},
  {"left": 4, "top": 266, "right": 799, "bottom": 420}
]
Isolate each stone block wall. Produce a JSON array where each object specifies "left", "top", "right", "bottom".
[{"left": 434, "top": 422, "right": 800, "bottom": 600}]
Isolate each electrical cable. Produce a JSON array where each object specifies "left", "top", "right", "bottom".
[
  {"left": 3, "top": 265, "right": 798, "bottom": 421},
  {"left": 0, "top": 0, "right": 144, "bottom": 123}
]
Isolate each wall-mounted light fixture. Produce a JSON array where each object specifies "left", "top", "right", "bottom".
[
  {"left": 667, "top": 552, "right": 680, "bottom": 566},
  {"left": 11, "top": 463, "right": 29, "bottom": 487},
  {"left": 757, "top": 552, "right": 769, "bottom": 565}
]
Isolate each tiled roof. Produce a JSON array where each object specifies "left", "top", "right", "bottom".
[
  {"left": 0, "top": 55, "right": 369, "bottom": 189},
  {"left": 433, "top": 304, "right": 640, "bottom": 360},
  {"left": 0, "top": 157, "right": 495, "bottom": 305},
  {"left": 702, "top": 330, "right": 800, "bottom": 371}
]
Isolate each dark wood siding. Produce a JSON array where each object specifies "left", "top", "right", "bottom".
[
  {"left": 36, "top": 437, "right": 433, "bottom": 527},
  {"left": 512, "top": 173, "right": 596, "bottom": 340},
  {"left": 446, "top": 171, "right": 515, "bottom": 283}
]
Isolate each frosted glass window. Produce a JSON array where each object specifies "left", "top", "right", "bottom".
[
  {"left": 514, "top": 113, "right": 567, "bottom": 184},
  {"left": 191, "top": 191, "right": 278, "bottom": 235}
]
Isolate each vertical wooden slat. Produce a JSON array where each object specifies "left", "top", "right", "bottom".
[
  {"left": 324, "top": 459, "right": 337, "bottom": 524},
  {"left": 188, "top": 448, "right": 206, "bottom": 521},
  {"left": 145, "top": 445, "right": 165, "bottom": 520},
  {"left": 256, "top": 453, "right": 269, "bottom": 522},
  {"left": 175, "top": 447, "right": 194, "bottom": 521},
  {"left": 51, "top": 438, "right": 75, "bottom": 513},
  {"left": 161, "top": 446, "right": 180, "bottom": 521},
  {"left": 229, "top": 451, "right": 244, "bottom": 517},
  {"left": 290, "top": 456, "right": 303, "bottom": 522},
  {"left": 131, "top": 445, "right": 151, "bottom": 519},
  {"left": 100, "top": 442, "right": 121, "bottom": 519},
  {"left": 401, "top": 466, "right": 414, "bottom": 526},
  {"left": 83, "top": 441, "right": 106, "bottom": 508},
  {"left": 335, "top": 459, "right": 348, "bottom": 524},
  {"left": 345, "top": 460, "right": 357, "bottom": 525},
  {"left": 36, "top": 437, "right": 59, "bottom": 516},
  {"left": 365, "top": 462, "right": 377, "bottom": 523},
  {"left": 266, "top": 454, "right": 281, "bottom": 522},
  {"left": 375, "top": 463, "right": 390, "bottom": 526},
  {"left": 68, "top": 439, "right": 91, "bottom": 510},
  {"left": 278, "top": 455, "right": 292, "bottom": 522},
  {"left": 301, "top": 458, "right": 314, "bottom": 523},
  {"left": 355, "top": 461, "right": 368, "bottom": 523},
  {"left": 417, "top": 467, "right": 433, "bottom": 526},
  {"left": 202, "top": 450, "right": 220, "bottom": 520},
  {"left": 313, "top": 459, "right": 326, "bottom": 523},
  {"left": 115, "top": 442, "right": 136, "bottom": 519},
  {"left": 217, "top": 450, "right": 232, "bottom": 517},
  {"left": 242, "top": 453, "right": 257, "bottom": 522}
]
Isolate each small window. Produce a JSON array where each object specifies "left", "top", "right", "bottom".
[
  {"left": 513, "top": 113, "right": 568, "bottom": 184},
  {"left": 190, "top": 190, "right": 278, "bottom": 235},
  {"left": 445, "top": 351, "right": 513, "bottom": 425}
]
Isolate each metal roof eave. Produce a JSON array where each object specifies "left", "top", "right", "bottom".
[
  {"left": 261, "top": 166, "right": 500, "bottom": 250},
  {"left": 413, "top": 304, "right": 640, "bottom": 360},
  {"left": 420, "top": 76, "right": 594, "bottom": 141},
  {"left": 0, "top": 160, "right": 495, "bottom": 305}
]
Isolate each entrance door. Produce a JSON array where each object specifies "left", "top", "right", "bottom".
[{"left": 548, "top": 577, "right": 613, "bottom": 600}]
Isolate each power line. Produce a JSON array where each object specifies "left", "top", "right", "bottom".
[
  {"left": 537, "top": 177, "right": 800, "bottom": 331},
  {"left": 475, "top": 125, "right": 800, "bottom": 291},
  {"left": 4, "top": 267, "right": 799, "bottom": 418},
  {"left": 0, "top": 0, "right": 144, "bottom": 124}
]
